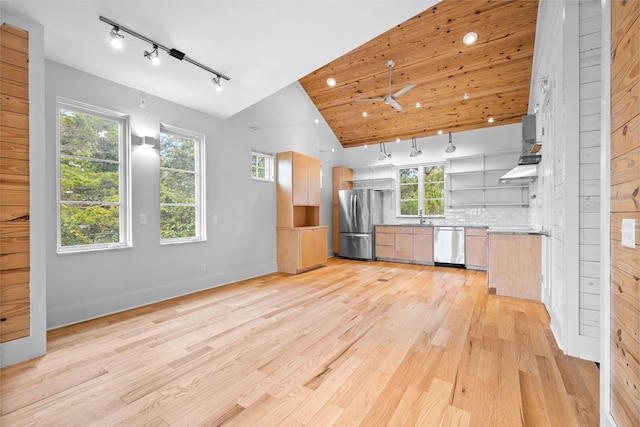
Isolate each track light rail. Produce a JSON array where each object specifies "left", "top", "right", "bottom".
[{"left": 99, "top": 16, "right": 230, "bottom": 82}]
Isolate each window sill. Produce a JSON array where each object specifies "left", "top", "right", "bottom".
[
  {"left": 57, "top": 243, "right": 131, "bottom": 255},
  {"left": 160, "top": 237, "right": 206, "bottom": 246}
]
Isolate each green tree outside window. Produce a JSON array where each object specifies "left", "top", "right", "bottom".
[
  {"left": 398, "top": 164, "right": 445, "bottom": 216},
  {"left": 159, "top": 127, "right": 203, "bottom": 241},
  {"left": 58, "top": 106, "right": 126, "bottom": 249}
]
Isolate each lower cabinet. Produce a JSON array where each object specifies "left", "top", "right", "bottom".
[
  {"left": 465, "top": 227, "right": 488, "bottom": 270},
  {"left": 375, "top": 226, "right": 395, "bottom": 259},
  {"left": 393, "top": 227, "right": 414, "bottom": 261},
  {"left": 488, "top": 233, "right": 542, "bottom": 300},
  {"left": 277, "top": 226, "right": 328, "bottom": 274},
  {"left": 375, "top": 225, "right": 433, "bottom": 264},
  {"left": 413, "top": 227, "right": 434, "bottom": 263}
]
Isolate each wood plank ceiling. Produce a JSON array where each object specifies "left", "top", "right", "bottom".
[{"left": 299, "top": 0, "right": 539, "bottom": 149}]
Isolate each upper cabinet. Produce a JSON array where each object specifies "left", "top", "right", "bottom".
[
  {"left": 276, "top": 151, "right": 320, "bottom": 228},
  {"left": 291, "top": 152, "right": 320, "bottom": 206}
]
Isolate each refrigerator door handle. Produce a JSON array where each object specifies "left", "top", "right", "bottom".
[{"left": 353, "top": 194, "right": 358, "bottom": 228}]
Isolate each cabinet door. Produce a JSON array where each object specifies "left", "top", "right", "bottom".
[
  {"left": 465, "top": 228, "right": 488, "bottom": 267},
  {"left": 300, "top": 228, "right": 327, "bottom": 270},
  {"left": 307, "top": 156, "right": 321, "bottom": 205},
  {"left": 394, "top": 229, "right": 413, "bottom": 261},
  {"left": 292, "top": 152, "right": 309, "bottom": 205},
  {"left": 413, "top": 231, "right": 433, "bottom": 262}
]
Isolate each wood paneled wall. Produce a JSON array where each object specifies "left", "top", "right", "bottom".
[
  {"left": 610, "top": 1, "right": 640, "bottom": 425},
  {"left": 0, "top": 24, "right": 30, "bottom": 343}
]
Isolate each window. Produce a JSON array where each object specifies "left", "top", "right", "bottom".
[
  {"left": 398, "top": 164, "right": 445, "bottom": 216},
  {"left": 251, "top": 151, "right": 274, "bottom": 182},
  {"left": 57, "top": 98, "right": 130, "bottom": 253},
  {"left": 159, "top": 124, "right": 205, "bottom": 243}
]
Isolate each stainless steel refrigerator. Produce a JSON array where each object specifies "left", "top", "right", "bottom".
[{"left": 338, "top": 189, "right": 383, "bottom": 260}]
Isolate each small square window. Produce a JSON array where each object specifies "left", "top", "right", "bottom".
[{"left": 251, "top": 151, "right": 274, "bottom": 182}]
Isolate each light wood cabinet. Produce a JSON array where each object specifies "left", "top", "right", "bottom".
[
  {"left": 465, "top": 227, "right": 488, "bottom": 270},
  {"left": 332, "top": 167, "right": 353, "bottom": 255},
  {"left": 488, "top": 233, "right": 541, "bottom": 300},
  {"left": 376, "top": 225, "right": 434, "bottom": 265},
  {"left": 277, "top": 227, "right": 327, "bottom": 274},
  {"left": 394, "top": 227, "right": 414, "bottom": 261},
  {"left": 276, "top": 151, "right": 326, "bottom": 274},
  {"left": 413, "top": 227, "right": 434, "bottom": 263},
  {"left": 375, "top": 226, "right": 395, "bottom": 259},
  {"left": 292, "top": 152, "right": 320, "bottom": 206}
]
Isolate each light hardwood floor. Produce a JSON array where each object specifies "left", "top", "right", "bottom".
[{"left": 0, "top": 258, "right": 599, "bottom": 426}]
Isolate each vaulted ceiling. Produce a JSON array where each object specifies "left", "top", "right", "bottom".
[{"left": 299, "top": 0, "right": 539, "bottom": 148}]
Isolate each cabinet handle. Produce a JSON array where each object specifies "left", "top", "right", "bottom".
[{"left": 0, "top": 318, "right": 7, "bottom": 322}]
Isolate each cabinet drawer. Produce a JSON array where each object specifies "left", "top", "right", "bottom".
[
  {"left": 413, "top": 227, "right": 433, "bottom": 235},
  {"left": 465, "top": 227, "right": 487, "bottom": 237},
  {"left": 376, "top": 232, "right": 394, "bottom": 246},
  {"left": 394, "top": 226, "right": 414, "bottom": 234},
  {"left": 376, "top": 225, "right": 395, "bottom": 234},
  {"left": 376, "top": 245, "right": 394, "bottom": 259}
]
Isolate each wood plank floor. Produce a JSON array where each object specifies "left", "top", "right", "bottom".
[{"left": 0, "top": 258, "right": 599, "bottom": 426}]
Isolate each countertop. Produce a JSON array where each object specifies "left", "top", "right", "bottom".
[
  {"left": 487, "top": 227, "right": 546, "bottom": 235},
  {"left": 377, "top": 223, "right": 488, "bottom": 228},
  {"left": 376, "top": 223, "right": 546, "bottom": 235}
]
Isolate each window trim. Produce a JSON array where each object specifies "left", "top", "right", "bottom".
[
  {"left": 396, "top": 162, "right": 445, "bottom": 218},
  {"left": 56, "top": 97, "right": 131, "bottom": 254},
  {"left": 250, "top": 150, "right": 274, "bottom": 182},
  {"left": 159, "top": 123, "right": 206, "bottom": 245}
]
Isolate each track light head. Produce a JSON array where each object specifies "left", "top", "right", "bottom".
[
  {"left": 144, "top": 44, "right": 160, "bottom": 65},
  {"left": 378, "top": 143, "right": 391, "bottom": 161},
  {"left": 212, "top": 76, "right": 223, "bottom": 92},
  {"left": 109, "top": 27, "right": 124, "bottom": 49},
  {"left": 409, "top": 136, "right": 422, "bottom": 157},
  {"left": 445, "top": 132, "right": 457, "bottom": 153}
]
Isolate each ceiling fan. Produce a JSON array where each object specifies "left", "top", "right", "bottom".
[{"left": 356, "top": 59, "right": 416, "bottom": 111}]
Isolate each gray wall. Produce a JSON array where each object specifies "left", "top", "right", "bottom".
[{"left": 44, "top": 61, "right": 343, "bottom": 329}]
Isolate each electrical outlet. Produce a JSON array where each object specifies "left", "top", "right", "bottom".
[
  {"left": 212, "top": 214, "right": 218, "bottom": 223},
  {"left": 139, "top": 96, "right": 146, "bottom": 108},
  {"left": 140, "top": 214, "right": 147, "bottom": 225},
  {"left": 621, "top": 219, "right": 636, "bottom": 248},
  {"left": 200, "top": 263, "right": 206, "bottom": 272}
]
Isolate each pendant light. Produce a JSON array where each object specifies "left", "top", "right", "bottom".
[
  {"left": 445, "top": 132, "right": 456, "bottom": 153},
  {"left": 378, "top": 143, "right": 391, "bottom": 161},
  {"left": 409, "top": 136, "right": 422, "bottom": 157}
]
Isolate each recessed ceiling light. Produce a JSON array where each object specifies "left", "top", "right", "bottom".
[
  {"left": 488, "top": 117, "right": 494, "bottom": 123},
  {"left": 415, "top": 102, "right": 421, "bottom": 108},
  {"left": 463, "top": 32, "right": 478, "bottom": 45},
  {"left": 326, "top": 77, "right": 336, "bottom": 87},
  {"left": 314, "top": 118, "right": 319, "bottom": 124},
  {"left": 362, "top": 112, "right": 367, "bottom": 117},
  {"left": 463, "top": 92, "right": 470, "bottom": 100},
  {"left": 438, "top": 130, "right": 443, "bottom": 135},
  {"left": 364, "top": 144, "right": 368, "bottom": 148},
  {"left": 396, "top": 138, "right": 400, "bottom": 142}
]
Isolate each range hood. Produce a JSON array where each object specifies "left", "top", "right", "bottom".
[{"left": 499, "top": 115, "right": 540, "bottom": 184}]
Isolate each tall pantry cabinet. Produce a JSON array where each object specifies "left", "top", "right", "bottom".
[{"left": 276, "top": 152, "right": 327, "bottom": 274}]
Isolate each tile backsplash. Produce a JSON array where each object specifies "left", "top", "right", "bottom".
[{"left": 383, "top": 206, "right": 529, "bottom": 227}]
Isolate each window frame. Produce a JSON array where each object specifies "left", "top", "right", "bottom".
[
  {"left": 56, "top": 97, "right": 131, "bottom": 254},
  {"left": 397, "top": 163, "right": 445, "bottom": 217},
  {"left": 159, "top": 123, "right": 206, "bottom": 245},
  {"left": 250, "top": 150, "right": 274, "bottom": 182}
]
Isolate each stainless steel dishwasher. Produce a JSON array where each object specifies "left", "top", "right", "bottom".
[{"left": 433, "top": 226, "right": 465, "bottom": 265}]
